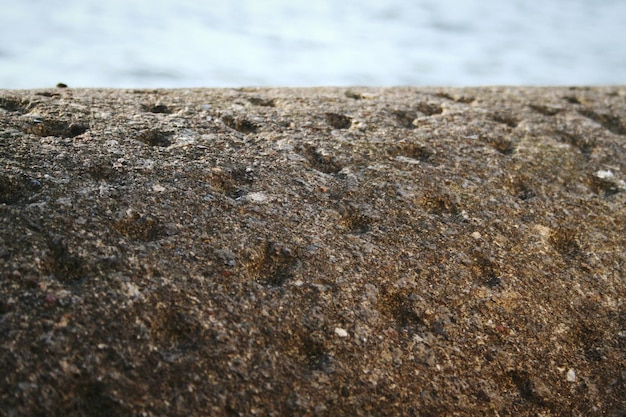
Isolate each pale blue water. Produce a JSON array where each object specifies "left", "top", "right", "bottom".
[{"left": 1, "top": 0, "right": 625, "bottom": 88}]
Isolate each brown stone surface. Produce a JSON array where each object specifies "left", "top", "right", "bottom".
[{"left": 0, "top": 86, "right": 625, "bottom": 416}]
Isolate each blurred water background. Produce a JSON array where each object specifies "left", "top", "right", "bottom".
[{"left": 1, "top": 0, "right": 625, "bottom": 89}]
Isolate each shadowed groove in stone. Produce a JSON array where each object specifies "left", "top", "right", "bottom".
[
  {"left": 299, "top": 145, "right": 344, "bottom": 174},
  {"left": 112, "top": 213, "right": 165, "bottom": 242},
  {"left": 435, "top": 91, "right": 475, "bottom": 103},
  {"left": 490, "top": 111, "right": 518, "bottom": 128},
  {"left": 338, "top": 205, "right": 373, "bottom": 234},
  {"left": 221, "top": 114, "right": 258, "bottom": 133},
  {"left": 508, "top": 370, "right": 548, "bottom": 404},
  {"left": 378, "top": 288, "right": 426, "bottom": 331},
  {"left": 136, "top": 129, "right": 172, "bottom": 147},
  {"left": 325, "top": 112, "right": 351, "bottom": 129},
  {"left": 563, "top": 95, "right": 581, "bottom": 104},
  {"left": 504, "top": 175, "right": 535, "bottom": 201},
  {"left": 416, "top": 101, "right": 443, "bottom": 116},
  {"left": 419, "top": 189, "right": 459, "bottom": 216},
  {"left": 140, "top": 103, "right": 172, "bottom": 114},
  {"left": 25, "top": 119, "right": 88, "bottom": 138},
  {"left": 529, "top": 103, "right": 562, "bottom": 116},
  {"left": 577, "top": 108, "right": 626, "bottom": 135},
  {"left": 391, "top": 143, "right": 432, "bottom": 161},
  {"left": 472, "top": 252, "right": 501, "bottom": 288},
  {"left": 586, "top": 174, "right": 621, "bottom": 197},
  {"left": 247, "top": 96, "right": 276, "bottom": 107},
  {"left": 42, "top": 236, "right": 87, "bottom": 283},
  {"left": 209, "top": 165, "right": 255, "bottom": 199},
  {"left": 485, "top": 136, "right": 516, "bottom": 155},
  {"left": 549, "top": 227, "right": 581, "bottom": 258},
  {"left": 247, "top": 241, "right": 299, "bottom": 287},
  {"left": 392, "top": 109, "right": 418, "bottom": 128},
  {"left": 0, "top": 174, "right": 41, "bottom": 204},
  {"left": 553, "top": 130, "right": 595, "bottom": 155},
  {"left": 0, "top": 96, "right": 30, "bottom": 113}
]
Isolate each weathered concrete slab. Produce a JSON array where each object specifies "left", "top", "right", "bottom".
[{"left": 1, "top": 86, "right": 625, "bottom": 416}]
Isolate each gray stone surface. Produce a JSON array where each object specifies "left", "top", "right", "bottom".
[{"left": 0, "top": 86, "right": 625, "bottom": 416}]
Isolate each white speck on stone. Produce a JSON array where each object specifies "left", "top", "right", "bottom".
[
  {"left": 56, "top": 197, "right": 72, "bottom": 206},
  {"left": 595, "top": 169, "right": 614, "bottom": 179},
  {"left": 126, "top": 282, "right": 141, "bottom": 298},
  {"left": 335, "top": 327, "right": 348, "bottom": 338},
  {"left": 243, "top": 192, "right": 268, "bottom": 203},
  {"left": 152, "top": 184, "right": 166, "bottom": 192},
  {"left": 173, "top": 132, "right": 196, "bottom": 147},
  {"left": 566, "top": 368, "right": 576, "bottom": 382},
  {"left": 471, "top": 231, "right": 482, "bottom": 239},
  {"left": 395, "top": 155, "right": 421, "bottom": 165}
]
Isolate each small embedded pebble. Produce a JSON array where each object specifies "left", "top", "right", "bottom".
[
  {"left": 243, "top": 191, "right": 268, "bottom": 203},
  {"left": 335, "top": 327, "right": 348, "bottom": 338},
  {"left": 566, "top": 369, "right": 576, "bottom": 382}
]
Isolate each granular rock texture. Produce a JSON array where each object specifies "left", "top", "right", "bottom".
[{"left": 0, "top": 86, "right": 625, "bottom": 416}]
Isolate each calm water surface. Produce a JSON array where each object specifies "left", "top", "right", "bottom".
[{"left": 1, "top": 0, "right": 625, "bottom": 88}]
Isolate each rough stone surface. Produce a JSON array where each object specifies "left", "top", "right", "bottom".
[{"left": 0, "top": 86, "right": 625, "bottom": 416}]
